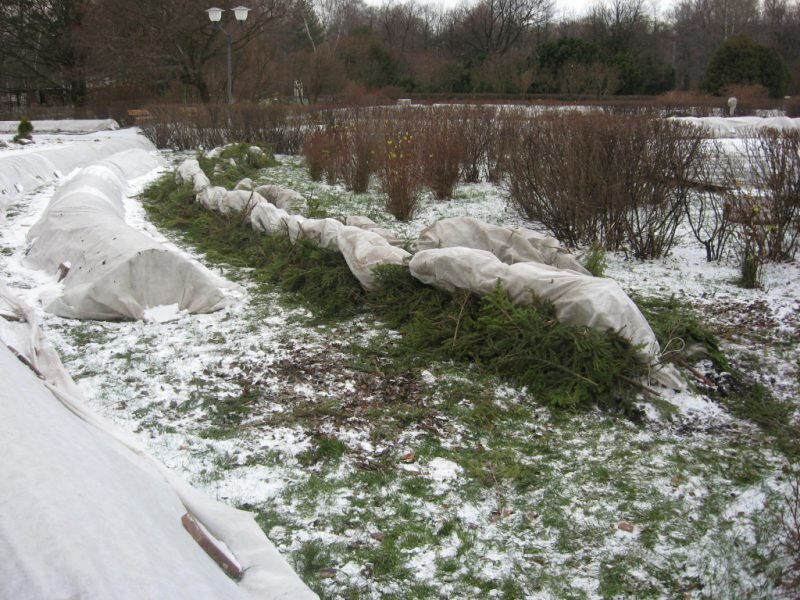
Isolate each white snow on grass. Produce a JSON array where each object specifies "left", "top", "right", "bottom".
[{"left": 1, "top": 123, "right": 799, "bottom": 599}]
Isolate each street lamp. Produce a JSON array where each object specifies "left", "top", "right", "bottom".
[{"left": 205, "top": 6, "right": 251, "bottom": 104}]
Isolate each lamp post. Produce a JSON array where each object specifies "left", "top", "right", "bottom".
[{"left": 205, "top": 6, "right": 251, "bottom": 104}]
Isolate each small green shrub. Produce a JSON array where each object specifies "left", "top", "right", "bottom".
[
  {"left": 582, "top": 243, "right": 608, "bottom": 277},
  {"left": 13, "top": 117, "right": 33, "bottom": 142},
  {"left": 219, "top": 142, "right": 273, "bottom": 169},
  {"left": 298, "top": 434, "right": 348, "bottom": 466},
  {"left": 196, "top": 143, "right": 274, "bottom": 188}
]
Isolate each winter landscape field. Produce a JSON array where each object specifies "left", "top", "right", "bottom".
[{"left": 1, "top": 110, "right": 799, "bottom": 599}]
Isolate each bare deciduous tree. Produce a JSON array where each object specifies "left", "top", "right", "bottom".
[
  {"left": 0, "top": 0, "right": 90, "bottom": 104},
  {"left": 458, "top": 0, "right": 554, "bottom": 57},
  {"left": 85, "top": 0, "right": 290, "bottom": 102}
]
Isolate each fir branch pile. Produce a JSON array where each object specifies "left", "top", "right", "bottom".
[{"left": 141, "top": 147, "right": 726, "bottom": 415}]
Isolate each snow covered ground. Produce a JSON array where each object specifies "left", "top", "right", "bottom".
[{"left": 1, "top": 121, "right": 798, "bottom": 599}]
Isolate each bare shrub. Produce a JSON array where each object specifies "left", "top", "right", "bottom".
[
  {"left": 785, "top": 96, "right": 800, "bottom": 119},
  {"left": 620, "top": 118, "right": 708, "bottom": 259},
  {"left": 378, "top": 128, "right": 423, "bottom": 221},
  {"left": 685, "top": 188, "right": 734, "bottom": 262},
  {"left": 738, "top": 128, "right": 800, "bottom": 261},
  {"left": 334, "top": 117, "right": 378, "bottom": 193},
  {"left": 487, "top": 114, "right": 519, "bottom": 184},
  {"left": 724, "top": 84, "right": 770, "bottom": 117},
  {"left": 506, "top": 112, "right": 706, "bottom": 258},
  {"left": 140, "top": 103, "right": 313, "bottom": 153},
  {"left": 141, "top": 104, "right": 221, "bottom": 150},
  {"left": 303, "top": 128, "right": 335, "bottom": 182},
  {"left": 718, "top": 127, "right": 800, "bottom": 287},
  {"left": 683, "top": 141, "right": 734, "bottom": 262},
  {"left": 739, "top": 235, "right": 765, "bottom": 288},
  {"left": 457, "top": 105, "right": 501, "bottom": 183},
  {"left": 422, "top": 108, "right": 466, "bottom": 199}
]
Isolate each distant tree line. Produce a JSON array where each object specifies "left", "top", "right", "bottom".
[{"left": 1, "top": 0, "right": 798, "bottom": 106}]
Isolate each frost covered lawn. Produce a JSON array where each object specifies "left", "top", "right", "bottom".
[{"left": 1, "top": 136, "right": 798, "bottom": 599}]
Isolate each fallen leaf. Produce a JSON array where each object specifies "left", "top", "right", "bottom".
[
  {"left": 318, "top": 568, "right": 337, "bottom": 579},
  {"left": 400, "top": 452, "right": 416, "bottom": 463},
  {"left": 617, "top": 521, "right": 634, "bottom": 533}
]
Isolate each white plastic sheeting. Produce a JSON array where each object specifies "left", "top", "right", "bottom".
[
  {"left": 177, "top": 159, "right": 410, "bottom": 291},
  {"left": 409, "top": 248, "right": 683, "bottom": 388},
  {"left": 415, "top": 217, "right": 590, "bottom": 274},
  {"left": 0, "top": 283, "right": 317, "bottom": 600},
  {"left": 26, "top": 148, "right": 227, "bottom": 320}
]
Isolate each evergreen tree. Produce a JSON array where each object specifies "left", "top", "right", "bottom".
[{"left": 704, "top": 35, "right": 790, "bottom": 98}]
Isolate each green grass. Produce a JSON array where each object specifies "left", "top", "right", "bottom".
[
  {"left": 637, "top": 294, "right": 799, "bottom": 459},
  {"left": 299, "top": 434, "right": 349, "bottom": 466}
]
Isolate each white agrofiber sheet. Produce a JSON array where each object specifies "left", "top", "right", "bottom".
[
  {"left": 26, "top": 150, "right": 227, "bottom": 320},
  {"left": 0, "top": 283, "right": 318, "bottom": 600},
  {"left": 0, "top": 118, "right": 119, "bottom": 134},
  {"left": 219, "top": 189, "right": 263, "bottom": 219},
  {"left": 346, "top": 215, "right": 403, "bottom": 246},
  {"left": 250, "top": 200, "right": 293, "bottom": 234},
  {"left": 299, "top": 217, "right": 346, "bottom": 250},
  {"left": 176, "top": 158, "right": 210, "bottom": 192},
  {"left": 415, "top": 217, "right": 590, "bottom": 275},
  {"left": 176, "top": 158, "right": 410, "bottom": 290},
  {"left": 0, "top": 130, "right": 153, "bottom": 217},
  {"left": 254, "top": 184, "right": 308, "bottom": 213},
  {"left": 337, "top": 226, "right": 411, "bottom": 291},
  {"left": 671, "top": 116, "right": 800, "bottom": 138},
  {"left": 409, "top": 248, "right": 683, "bottom": 389}
]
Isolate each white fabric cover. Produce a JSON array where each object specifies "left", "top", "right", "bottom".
[
  {"left": 248, "top": 201, "right": 306, "bottom": 243},
  {"left": 0, "top": 119, "right": 119, "bottom": 134},
  {"left": 337, "top": 226, "right": 411, "bottom": 291},
  {"left": 26, "top": 150, "right": 227, "bottom": 320},
  {"left": 671, "top": 116, "right": 800, "bottom": 138},
  {"left": 250, "top": 201, "right": 293, "bottom": 234},
  {"left": 409, "top": 248, "right": 682, "bottom": 388},
  {"left": 177, "top": 159, "right": 210, "bottom": 193},
  {"left": 0, "top": 132, "right": 154, "bottom": 217},
  {"left": 298, "top": 217, "right": 346, "bottom": 250},
  {"left": 346, "top": 215, "right": 403, "bottom": 246},
  {"left": 177, "top": 158, "right": 409, "bottom": 290},
  {"left": 0, "top": 283, "right": 317, "bottom": 600},
  {"left": 254, "top": 184, "right": 308, "bottom": 213},
  {"left": 415, "top": 217, "right": 589, "bottom": 275},
  {"left": 218, "top": 190, "right": 262, "bottom": 218}
]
